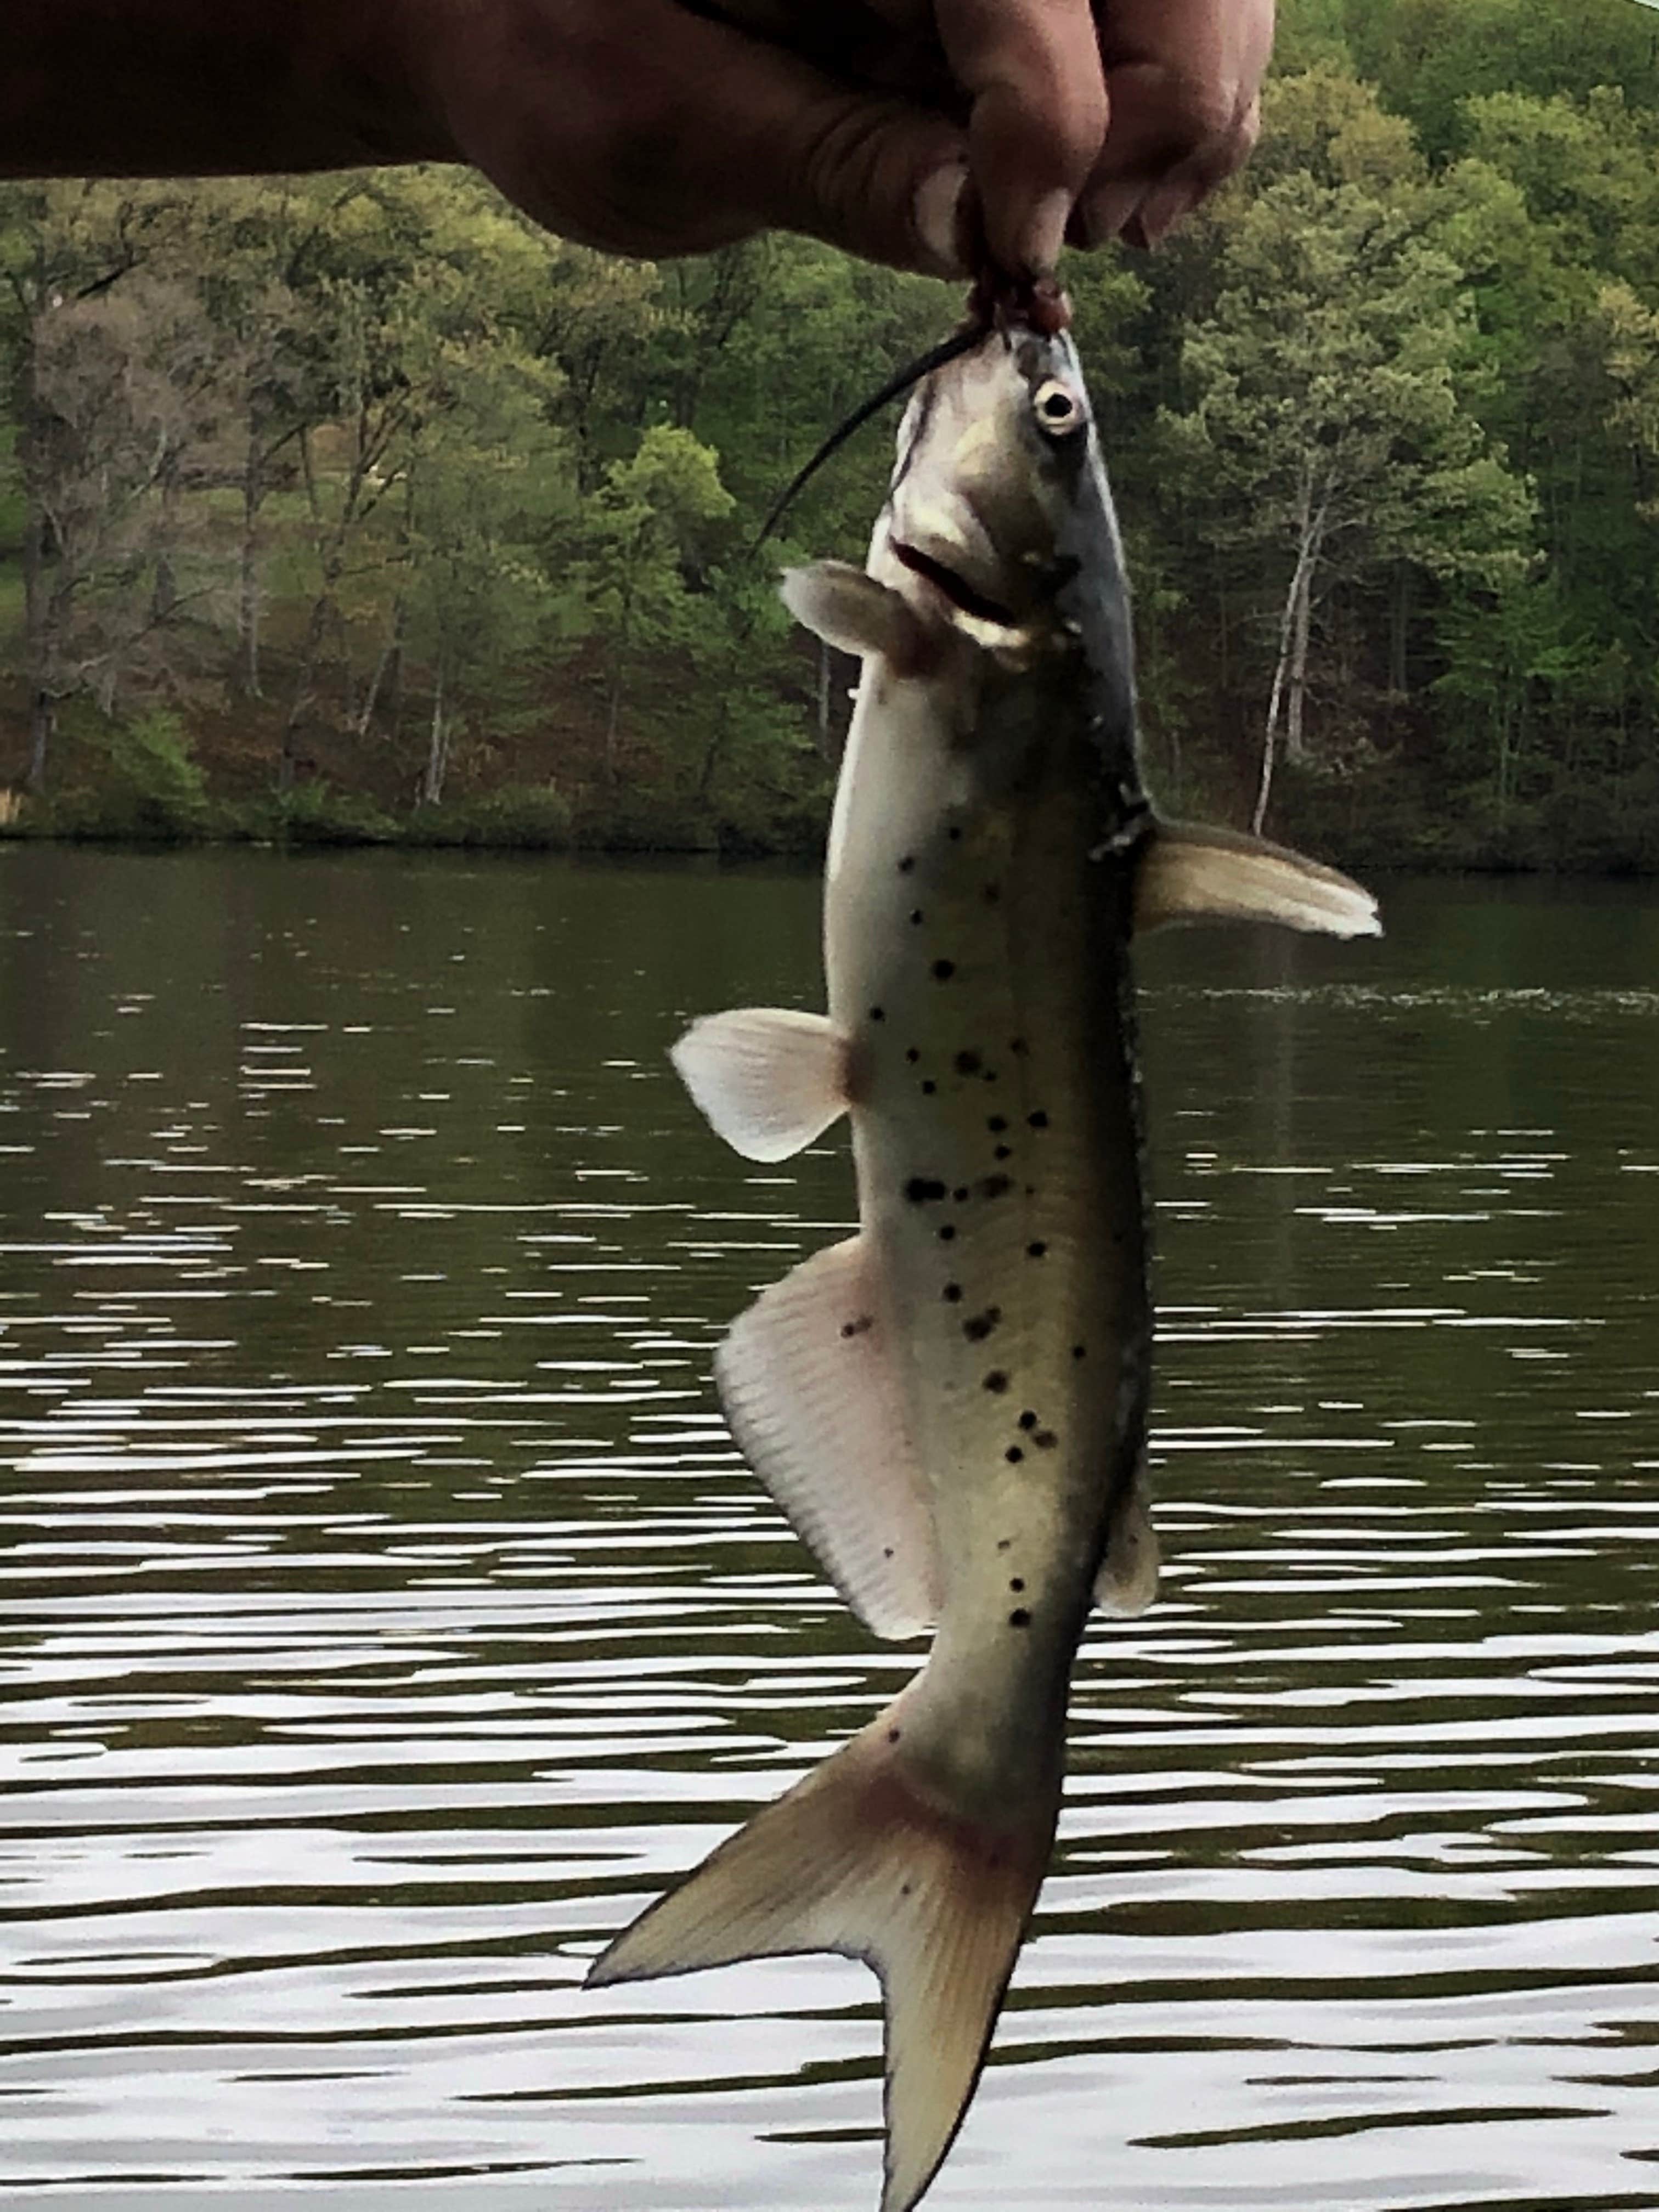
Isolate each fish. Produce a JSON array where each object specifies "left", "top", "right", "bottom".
[{"left": 586, "top": 303, "right": 1380, "bottom": 2212}]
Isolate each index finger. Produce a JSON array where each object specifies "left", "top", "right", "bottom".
[{"left": 933, "top": 0, "right": 1108, "bottom": 274}]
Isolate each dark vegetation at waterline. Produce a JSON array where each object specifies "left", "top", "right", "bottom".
[{"left": 3, "top": 0, "right": 1659, "bottom": 869}]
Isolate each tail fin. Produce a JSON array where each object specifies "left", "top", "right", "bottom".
[{"left": 588, "top": 1694, "right": 1057, "bottom": 2212}]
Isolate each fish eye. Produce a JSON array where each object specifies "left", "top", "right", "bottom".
[{"left": 1032, "top": 379, "right": 1084, "bottom": 436}]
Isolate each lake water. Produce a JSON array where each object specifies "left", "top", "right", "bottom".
[{"left": 3, "top": 844, "right": 1658, "bottom": 2212}]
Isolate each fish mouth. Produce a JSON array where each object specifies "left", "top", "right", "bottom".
[{"left": 891, "top": 540, "right": 1018, "bottom": 629}]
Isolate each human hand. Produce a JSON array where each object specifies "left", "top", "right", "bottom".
[
  {"left": 399, "top": 0, "right": 1273, "bottom": 278},
  {"left": 1068, "top": 0, "right": 1275, "bottom": 255}
]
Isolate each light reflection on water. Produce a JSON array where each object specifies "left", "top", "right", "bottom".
[{"left": 2, "top": 849, "right": 1658, "bottom": 2210}]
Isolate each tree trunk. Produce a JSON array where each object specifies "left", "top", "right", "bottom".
[
  {"left": 356, "top": 598, "right": 405, "bottom": 739},
  {"left": 1253, "top": 562, "right": 1301, "bottom": 836},
  {"left": 421, "top": 659, "right": 448, "bottom": 806},
  {"left": 281, "top": 587, "right": 332, "bottom": 793},
  {"left": 150, "top": 449, "right": 180, "bottom": 625},
  {"left": 26, "top": 690, "right": 55, "bottom": 797},
  {"left": 1252, "top": 482, "right": 1327, "bottom": 834},
  {"left": 20, "top": 484, "right": 54, "bottom": 793},
  {"left": 604, "top": 656, "right": 624, "bottom": 781},
  {"left": 1284, "top": 552, "right": 1314, "bottom": 763},
  {"left": 238, "top": 415, "right": 264, "bottom": 697},
  {"left": 386, "top": 596, "right": 407, "bottom": 742},
  {"left": 1387, "top": 561, "right": 1411, "bottom": 697},
  {"left": 18, "top": 300, "right": 56, "bottom": 793},
  {"left": 332, "top": 600, "right": 357, "bottom": 730}
]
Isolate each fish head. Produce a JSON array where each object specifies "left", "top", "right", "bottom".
[{"left": 874, "top": 320, "right": 1138, "bottom": 766}]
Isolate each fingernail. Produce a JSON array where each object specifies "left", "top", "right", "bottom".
[
  {"left": 913, "top": 162, "right": 969, "bottom": 276},
  {"left": 1138, "top": 176, "right": 1204, "bottom": 247},
  {"left": 1019, "top": 188, "right": 1074, "bottom": 277}
]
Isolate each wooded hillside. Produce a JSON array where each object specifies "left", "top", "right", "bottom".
[{"left": 4, "top": 0, "right": 1659, "bottom": 867}]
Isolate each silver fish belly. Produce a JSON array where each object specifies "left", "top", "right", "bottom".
[{"left": 589, "top": 315, "right": 1380, "bottom": 2212}]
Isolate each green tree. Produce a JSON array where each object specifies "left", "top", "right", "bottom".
[
  {"left": 573, "top": 424, "right": 735, "bottom": 780},
  {"left": 0, "top": 182, "right": 206, "bottom": 787},
  {"left": 1342, "top": 0, "right": 1659, "bottom": 163},
  {"left": 1163, "top": 153, "right": 1532, "bottom": 829}
]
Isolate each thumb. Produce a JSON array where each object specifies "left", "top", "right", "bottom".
[
  {"left": 707, "top": 65, "right": 973, "bottom": 275},
  {"left": 636, "top": 5, "right": 970, "bottom": 273}
]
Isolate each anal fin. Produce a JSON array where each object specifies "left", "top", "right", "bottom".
[
  {"left": 672, "top": 1006, "right": 848, "bottom": 1163},
  {"left": 1093, "top": 1463, "right": 1159, "bottom": 1618},
  {"left": 716, "top": 1233, "right": 939, "bottom": 1640},
  {"left": 1137, "top": 821, "right": 1380, "bottom": 940}
]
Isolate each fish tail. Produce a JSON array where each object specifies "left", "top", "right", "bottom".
[{"left": 587, "top": 1686, "right": 1058, "bottom": 2212}]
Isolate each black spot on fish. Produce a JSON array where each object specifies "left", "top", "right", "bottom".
[
  {"left": 870, "top": 1006, "right": 885, "bottom": 1023},
  {"left": 947, "top": 826, "right": 963, "bottom": 842},
  {"left": 953, "top": 1184, "right": 969, "bottom": 1203},
  {"left": 1028, "top": 1110, "right": 1049, "bottom": 1130},
  {"left": 984, "top": 1370, "right": 1008, "bottom": 1393},
  {"left": 932, "top": 959, "right": 956, "bottom": 981},
  {"left": 943, "top": 1283, "right": 962, "bottom": 1303},
  {"left": 1009, "top": 1577, "right": 1025, "bottom": 1593},
  {"left": 955, "top": 1049, "right": 981, "bottom": 1076},
  {"left": 1035, "top": 1430, "right": 1058, "bottom": 1449},
  {"left": 1027, "top": 1240, "right": 1047, "bottom": 1259},
  {"left": 905, "top": 1046, "right": 920, "bottom": 1064},
  {"left": 984, "top": 883, "right": 1000, "bottom": 904},
  {"left": 1072, "top": 1344, "right": 1086, "bottom": 1360},
  {"left": 905, "top": 1177, "right": 946, "bottom": 1204},
  {"left": 887, "top": 1728, "right": 902, "bottom": 1743},
  {"left": 910, "top": 909, "right": 924, "bottom": 925},
  {"left": 1006, "top": 1446, "right": 1024, "bottom": 1463},
  {"left": 982, "top": 1069, "right": 998, "bottom": 1083},
  {"left": 980, "top": 1173, "right": 1012, "bottom": 1199},
  {"left": 1011, "top": 1037, "right": 1030, "bottom": 1057},
  {"left": 963, "top": 1307, "right": 1002, "bottom": 1343},
  {"left": 996, "top": 1537, "right": 1012, "bottom": 1552},
  {"left": 921, "top": 1079, "right": 936, "bottom": 1095},
  {"left": 898, "top": 855, "right": 916, "bottom": 873},
  {"left": 938, "top": 1224, "right": 956, "bottom": 1242},
  {"left": 1018, "top": 1410, "right": 1037, "bottom": 1431},
  {"left": 1008, "top": 1607, "right": 1031, "bottom": 1628},
  {"left": 883, "top": 1546, "right": 895, "bottom": 1559},
  {"left": 839, "top": 1314, "right": 873, "bottom": 1340},
  {"left": 995, "top": 1145, "right": 1013, "bottom": 1162},
  {"left": 988, "top": 1116, "right": 1007, "bottom": 1133}
]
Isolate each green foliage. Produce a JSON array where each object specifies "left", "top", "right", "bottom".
[
  {"left": 571, "top": 786, "right": 718, "bottom": 853},
  {"left": 1342, "top": 0, "right": 1659, "bottom": 162},
  {"left": 269, "top": 780, "right": 397, "bottom": 847},
  {"left": 405, "top": 783, "right": 573, "bottom": 849},
  {"left": 27, "top": 709, "right": 212, "bottom": 842}
]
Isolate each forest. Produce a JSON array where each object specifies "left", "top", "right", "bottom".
[{"left": 3, "top": 0, "right": 1659, "bottom": 870}]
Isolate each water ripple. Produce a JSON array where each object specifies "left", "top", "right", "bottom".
[{"left": 2, "top": 853, "right": 1657, "bottom": 2208}]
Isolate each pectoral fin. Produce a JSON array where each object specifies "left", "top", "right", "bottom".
[
  {"left": 1137, "top": 822, "right": 1380, "bottom": 940},
  {"left": 781, "top": 561, "right": 932, "bottom": 672},
  {"left": 672, "top": 1007, "right": 848, "bottom": 1163},
  {"left": 716, "top": 1233, "right": 939, "bottom": 1640}
]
